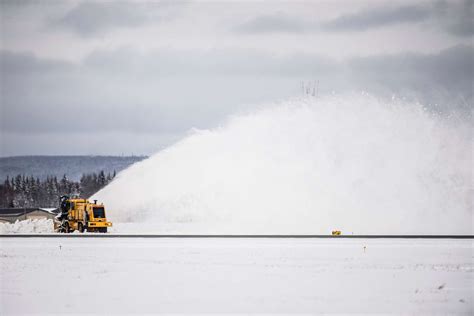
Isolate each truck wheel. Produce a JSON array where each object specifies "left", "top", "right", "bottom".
[
  {"left": 78, "top": 223, "right": 84, "bottom": 233},
  {"left": 64, "top": 222, "right": 70, "bottom": 234},
  {"left": 99, "top": 227, "right": 107, "bottom": 233}
]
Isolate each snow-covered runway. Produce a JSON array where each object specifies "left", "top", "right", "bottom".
[{"left": 1, "top": 238, "right": 472, "bottom": 314}]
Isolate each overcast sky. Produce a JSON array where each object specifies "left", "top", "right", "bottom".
[{"left": 1, "top": 0, "right": 472, "bottom": 156}]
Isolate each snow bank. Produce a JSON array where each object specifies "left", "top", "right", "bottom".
[
  {"left": 94, "top": 94, "right": 473, "bottom": 234},
  {"left": 0, "top": 219, "right": 54, "bottom": 234}
]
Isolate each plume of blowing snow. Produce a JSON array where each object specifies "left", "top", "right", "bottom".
[{"left": 94, "top": 94, "right": 472, "bottom": 234}]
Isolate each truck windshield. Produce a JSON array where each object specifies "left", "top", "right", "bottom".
[{"left": 93, "top": 207, "right": 105, "bottom": 218}]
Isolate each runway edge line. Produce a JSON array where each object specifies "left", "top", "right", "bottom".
[{"left": 0, "top": 234, "right": 473, "bottom": 239}]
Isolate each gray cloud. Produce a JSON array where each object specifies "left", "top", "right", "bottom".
[
  {"left": 1, "top": 45, "right": 471, "bottom": 147},
  {"left": 235, "top": 1, "right": 472, "bottom": 37},
  {"left": 323, "top": 1, "right": 473, "bottom": 37},
  {"left": 82, "top": 48, "right": 337, "bottom": 77},
  {"left": 54, "top": 2, "right": 147, "bottom": 35},
  {"left": 51, "top": 1, "right": 182, "bottom": 36},
  {"left": 235, "top": 5, "right": 431, "bottom": 34},
  {"left": 322, "top": 5, "right": 430, "bottom": 31},
  {"left": 432, "top": 0, "right": 473, "bottom": 37},
  {"left": 235, "top": 13, "right": 308, "bottom": 33},
  {"left": 0, "top": 46, "right": 474, "bottom": 123},
  {"left": 0, "top": 48, "right": 339, "bottom": 148},
  {"left": 2, "top": 1, "right": 471, "bottom": 156},
  {"left": 346, "top": 45, "right": 473, "bottom": 112},
  {"left": 0, "top": 50, "right": 73, "bottom": 74}
]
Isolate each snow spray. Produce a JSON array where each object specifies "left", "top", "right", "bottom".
[{"left": 94, "top": 93, "right": 472, "bottom": 234}]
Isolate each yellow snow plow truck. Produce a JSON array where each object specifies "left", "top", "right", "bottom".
[{"left": 54, "top": 195, "right": 112, "bottom": 233}]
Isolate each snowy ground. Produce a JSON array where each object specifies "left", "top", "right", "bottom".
[{"left": 1, "top": 238, "right": 472, "bottom": 314}]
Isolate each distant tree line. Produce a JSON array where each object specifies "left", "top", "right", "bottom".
[{"left": 0, "top": 170, "right": 115, "bottom": 208}]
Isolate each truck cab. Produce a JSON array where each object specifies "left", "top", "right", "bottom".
[{"left": 85, "top": 202, "right": 112, "bottom": 232}]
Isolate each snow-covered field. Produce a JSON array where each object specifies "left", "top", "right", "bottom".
[{"left": 1, "top": 238, "right": 472, "bottom": 314}]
